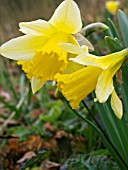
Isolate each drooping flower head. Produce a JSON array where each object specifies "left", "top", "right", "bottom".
[
  {"left": 55, "top": 43, "right": 128, "bottom": 119},
  {"left": 0, "top": 0, "right": 82, "bottom": 93}
]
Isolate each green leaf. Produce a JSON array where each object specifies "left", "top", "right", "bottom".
[
  {"left": 91, "top": 149, "right": 109, "bottom": 156},
  {"left": 95, "top": 101, "right": 128, "bottom": 169},
  {"left": 107, "top": 18, "right": 120, "bottom": 39},
  {"left": 121, "top": 64, "right": 128, "bottom": 118},
  {"left": 105, "top": 36, "right": 123, "bottom": 52},
  {"left": 118, "top": 10, "right": 128, "bottom": 47},
  {"left": 40, "top": 105, "right": 61, "bottom": 122},
  {"left": 102, "top": 30, "right": 128, "bottom": 169}
]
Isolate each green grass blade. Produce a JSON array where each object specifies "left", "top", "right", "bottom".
[{"left": 3, "top": 70, "right": 19, "bottom": 101}]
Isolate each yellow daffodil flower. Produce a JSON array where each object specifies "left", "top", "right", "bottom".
[
  {"left": 56, "top": 43, "right": 128, "bottom": 119},
  {"left": 0, "top": 0, "right": 82, "bottom": 93},
  {"left": 105, "top": 1, "right": 120, "bottom": 15}
]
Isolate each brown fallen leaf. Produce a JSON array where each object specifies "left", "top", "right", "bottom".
[
  {"left": 42, "top": 159, "right": 60, "bottom": 170},
  {"left": 30, "top": 109, "right": 42, "bottom": 119},
  {"left": 55, "top": 130, "right": 68, "bottom": 139},
  {"left": 116, "top": 69, "right": 123, "bottom": 84},
  {"left": 0, "top": 89, "right": 11, "bottom": 101},
  {"left": 8, "top": 138, "right": 20, "bottom": 151},
  {"left": 44, "top": 122, "right": 55, "bottom": 132},
  {"left": 25, "top": 134, "right": 42, "bottom": 150},
  {"left": 17, "top": 151, "right": 36, "bottom": 163},
  {"left": 42, "top": 138, "right": 57, "bottom": 149}
]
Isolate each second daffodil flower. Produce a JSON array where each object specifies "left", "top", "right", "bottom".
[
  {"left": 55, "top": 43, "right": 128, "bottom": 119},
  {"left": 105, "top": 1, "right": 120, "bottom": 15},
  {"left": 0, "top": 0, "right": 82, "bottom": 93}
]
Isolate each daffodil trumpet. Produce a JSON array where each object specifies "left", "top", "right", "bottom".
[
  {"left": 56, "top": 43, "right": 128, "bottom": 119},
  {"left": 0, "top": 0, "right": 83, "bottom": 94}
]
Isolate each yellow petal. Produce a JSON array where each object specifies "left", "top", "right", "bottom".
[
  {"left": 49, "top": 0, "right": 82, "bottom": 34},
  {"left": 98, "top": 49, "right": 127, "bottom": 68},
  {"left": 31, "top": 77, "right": 45, "bottom": 94},
  {"left": 0, "top": 35, "right": 48, "bottom": 60},
  {"left": 96, "top": 70, "right": 114, "bottom": 103},
  {"left": 96, "top": 60, "right": 124, "bottom": 103},
  {"left": 70, "top": 54, "right": 103, "bottom": 67},
  {"left": 55, "top": 66, "right": 102, "bottom": 109},
  {"left": 111, "top": 90, "right": 123, "bottom": 119},
  {"left": 19, "top": 19, "right": 56, "bottom": 37},
  {"left": 71, "top": 49, "right": 127, "bottom": 69},
  {"left": 59, "top": 43, "right": 86, "bottom": 55}
]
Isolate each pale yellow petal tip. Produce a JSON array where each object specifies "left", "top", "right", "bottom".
[
  {"left": 111, "top": 90, "right": 123, "bottom": 119},
  {"left": 94, "top": 98, "right": 98, "bottom": 102},
  {"left": 31, "top": 84, "right": 37, "bottom": 94},
  {"left": 95, "top": 96, "right": 108, "bottom": 103},
  {"left": 98, "top": 98, "right": 106, "bottom": 103},
  {"left": 31, "top": 77, "right": 45, "bottom": 94},
  {"left": 116, "top": 112, "right": 123, "bottom": 119}
]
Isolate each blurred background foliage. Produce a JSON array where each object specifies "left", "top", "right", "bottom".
[{"left": 0, "top": 0, "right": 128, "bottom": 43}]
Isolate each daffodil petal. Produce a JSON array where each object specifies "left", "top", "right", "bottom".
[
  {"left": 31, "top": 77, "right": 45, "bottom": 94},
  {"left": 71, "top": 49, "right": 127, "bottom": 69},
  {"left": 111, "top": 90, "right": 123, "bottom": 119},
  {"left": 96, "top": 60, "right": 124, "bottom": 103},
  {"left": 98, "top": 49, "right": 127, "bottom": 68},
  {"left": 70, "top": 54, "right": 103, "bottom": 67},
  {"left": 59, "top": 43, "right": 85, "bottom": 54},
  {"left": 19, "top": 19, "right": 56, "bottom": 36},
  {"left": 49, "top": 0, "right": 82, "bottom": 34},
  {"left": 55, "top": 66, "right": 102, "bottom": 109},
  {"left": 96, "top": 69, "right": 114, "bottom": 103},
  {"left": 0, "top": 35, "right": 48, "bottom": 61}
]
